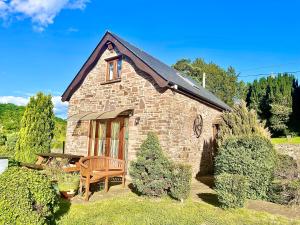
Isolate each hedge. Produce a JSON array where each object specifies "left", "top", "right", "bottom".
[
  {"left": 215, "top": 173, "right": 249, "bottom": 208},
  {"left": 0, "top": 167, "right": 59, "bottom": 225},
  {"left": 169, "top": 163, "right": 192, "bottom": 201},
  {"left": 215, "top": 135, "right": 277, "bottom": 200}
]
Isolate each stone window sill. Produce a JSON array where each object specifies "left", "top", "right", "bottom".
[{"left": 100, "top": 78, "right": 121, "bottom": 85}]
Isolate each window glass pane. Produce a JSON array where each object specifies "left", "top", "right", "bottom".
[
  {"left": 109, "top": 62, "right": 114, "bottom": 80},
  {"left": 117, "top": 59, "right": 122, "bottom": 78},
  {"left": 98, "top": 122, "right": 106, "bottom": 156},
  {"left": 110, "top": 121, "right": 120, "bottom": 159}
]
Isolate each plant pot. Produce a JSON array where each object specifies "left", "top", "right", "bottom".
[{"left": 60, "top": 190, "right": 76, "bottom": 199}]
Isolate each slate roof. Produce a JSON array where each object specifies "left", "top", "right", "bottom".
[{"left": 109, "top": 32, "right": 230, "bottom": 110}]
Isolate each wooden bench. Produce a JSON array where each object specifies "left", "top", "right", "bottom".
[{"left": 79, "top": 156, "right": 126, "bottom": 201}]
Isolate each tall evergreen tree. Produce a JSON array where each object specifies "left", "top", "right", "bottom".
[
  {"left": 15, "top": 92, "right": 55, "bottom": 163},
  {"left": 246, "top": 73, "right": 295, "bottom": 135}
]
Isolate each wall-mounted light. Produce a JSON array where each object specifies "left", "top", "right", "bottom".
[{"left": 135, "top": 117, "right": 140, "bottom": 126}]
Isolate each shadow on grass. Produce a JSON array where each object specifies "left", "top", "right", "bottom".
[
  {"left": 197, "top": 193, "right": 221, "bottom": 207},
  {"left": 51, "top": 198, "right": 71, "bottom": 225},
  {"left": 128, "top": 183, "right": 142, "bottom": 196}
]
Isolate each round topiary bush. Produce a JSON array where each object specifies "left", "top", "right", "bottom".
[
  {"left": 215, "top": 135, "right": 277, "bottom": 200},
  {"left": 0, "top": 167, "right": 59, "bottom": 225}
]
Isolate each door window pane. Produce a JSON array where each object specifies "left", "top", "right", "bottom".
[
  {"left": 124, "top": 118, "right": 129, "bottom": 161},
  {"left": 110, "top": 121, "right": 120, "bottom": 159},
  {"left": 90, "top": 121, "right": 96, "bottom": 155},
  {"left": 97, "top": 122, "right": 106, "bottom": 156}
]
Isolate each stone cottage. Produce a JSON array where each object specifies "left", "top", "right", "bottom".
[{"left": 62, "top": 31, "right": 230, "bottom": 176}]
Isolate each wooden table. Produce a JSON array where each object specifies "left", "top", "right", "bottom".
[{"left": 36, "top": 153, "right": 83, "bottom": 172}]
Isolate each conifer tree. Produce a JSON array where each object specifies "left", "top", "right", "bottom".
[
  {"left": 129, "top": 132, "right": 172, "bottom": 197},
  {"left": 15, "top": 92, "right": 55, "bottom": 163},
  {"left": 218, "top": 101, "right": 270, "bottom": 144}
]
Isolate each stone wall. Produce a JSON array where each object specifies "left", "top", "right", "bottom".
[
  {"left": 275, "top": 144, "right": 300, "bottom": 164},
  {"left": 65, "top": 46, "right": 222, "bottom": 176}
]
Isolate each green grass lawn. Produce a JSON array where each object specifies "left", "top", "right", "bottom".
[
  {"left": 271, "top": 136, "right": 300, "bottom": 144},
  {"left": 56, "top": 194, "right": 300, "bottom": 225}
]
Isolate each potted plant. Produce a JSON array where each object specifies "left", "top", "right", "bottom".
[{"left": 58, "top": 173, "right": 80, "bottom": 199}]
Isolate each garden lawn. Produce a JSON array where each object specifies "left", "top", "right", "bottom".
[
  {"left": 56, "top": 194, "right": 300, "bottom": 225},
  {"left": 271, "top": 137, "right": 300, "bottom": 144}
]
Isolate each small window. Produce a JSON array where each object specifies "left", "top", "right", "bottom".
[{"left": 106, "top": 57, "right": 122, "bottom": 81}]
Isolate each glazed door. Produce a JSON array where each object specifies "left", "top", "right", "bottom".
[{"left": 88, "top": 117, "right": 128, "bottom": 160}]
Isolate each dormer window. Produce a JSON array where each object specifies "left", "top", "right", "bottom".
[{"left": 106, "top": 56, "right": 122, "bottom": 81}]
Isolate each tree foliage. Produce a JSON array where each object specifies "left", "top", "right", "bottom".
[
  {"left": 246, "top": 74, "right": 297, "bottom": 136},
  {"left": 15, "top": 92, "right": 55, "bottom": 163},
  {"left": 218, "top": 100, "right": 269, "bottom": 144},
  {"left": 172, "top": 58, "right": 242, "bottom": 106},
  {"left": 0, "top": 103, "right": 66, "bottom": 157}
]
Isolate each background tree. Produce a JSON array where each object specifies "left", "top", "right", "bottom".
[
  {"left": 15, "top": 92, "right": 55, "bottom": 163},
  {"left": 246, "top": 73, "right": 296, "bottom": 136},
  {"left": 173, "top": 58, "right": 241, "bottom": 106}
]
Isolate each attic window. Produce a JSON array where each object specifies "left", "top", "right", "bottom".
[{"left": 105, "top": 56, "right": 122, "bottom": 81}]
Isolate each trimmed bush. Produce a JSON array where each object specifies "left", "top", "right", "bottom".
[
  {"left": 268, "top": 179, "right": 300, "bottom": 205},
  {"left": 0, "top": 167, "right": 59, "bottom": 225},
  {"left": 129, "top": 132, "right": 172, "bottom": 197},
  {"left": 215, "top": 173, "right": 249, "bottom": 209},
  {"left": 215, "top": 135, "right": 277, "bottom": 199},
  {"left": 169, "top": 163, "right": 192, "bottom": 201}
]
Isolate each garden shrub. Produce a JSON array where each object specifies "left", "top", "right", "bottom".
[
  {"left": 169, "top": 163, "right": 192, "bottom": 201},
  {"left": 215, "top": 135, "right": 277, "bottom": 199},
  {"left": 8, "top": 157, "right": 20, "bottom": 167},
  {"left": 6, "top": 132, "right": 19, "bottom": 153},
  {"left": 129, "top": 132, "right": 172, "bottom": 197},
  {"left": 0, "top": 167, "right": 59, "bottom": 225},
  {"left": 215, "top": 173, "right": 249, "bottom": 209},
  {"left": 268, "top": 179, "right": 300, "bottom": 205},
  {"left": 274, "top": 154, "right": 299, "bottom": 179},
  {"left": 0, "top": 133, "right": 6, "bottom": 146}
]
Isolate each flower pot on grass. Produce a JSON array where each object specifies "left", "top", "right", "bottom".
[{"left": 58, "top": 173, "right": 80, "bottom": 199}]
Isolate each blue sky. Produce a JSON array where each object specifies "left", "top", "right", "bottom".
[{"left": 0, "top": 0, "right": 299, "bottom": 118}]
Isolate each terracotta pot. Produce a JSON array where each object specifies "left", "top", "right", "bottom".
[{"left": 60, "top": 190, "right": 76, "bottom": 199}]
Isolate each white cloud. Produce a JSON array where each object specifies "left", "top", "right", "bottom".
[
  {"left": 0, "top": 95, "right": 68, "bottom": 118},
  {"left": 0, "top": 0, "right": 89, "bottom": 31},
  {"left": 0, "top": 96, "right": 29, "bottom": 106}
]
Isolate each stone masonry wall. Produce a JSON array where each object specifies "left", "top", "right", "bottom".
[
  {"left": 275, "top": 144, "right": 300, "bottom": 167},
  {"left": 65, "top": 47, "right": 222, "bottom": 176}
]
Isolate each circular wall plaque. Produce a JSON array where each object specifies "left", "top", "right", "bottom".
[{"left": 193, "top": 114, "right": 203, "bottom": 138}]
